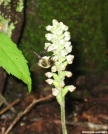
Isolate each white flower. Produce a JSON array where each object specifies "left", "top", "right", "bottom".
[
  {"left": 66, "top": 71, "right": 72, "bottom": 77},
  {"left": 59, "top": 39, "right": 65, "bottom": 45},
  {"left": 68, "top": 85, "right": 76, "bottom": 92},
  {"left": 52, "top": 88, "right": 59, "bottom": 96},
  {"left": 47, "top": 45, "right": 58, "bottom": 51},
  {"left": 57, "top": 30, "right": 63, "bottom": 35},
  {"left": 61, "top": 64, "right": 66, "bottom": 70},
  {"left": 64, "top": 35, "right": 71, "bottom": 41},
  {"left": 52, "top": 34, "right": 58, "bottom": 40},
  {"left": 61, "top": 50, "right": 68, "bottom": 56},
  {"left": 65, "top": 42, "right": 71, "bottom": 48},
  {"left": 60, "top": 81, "right": 65, "bottom": 88},
  {"left": 45, "top": 20, "right": 76, "bottom": 97},
  {"left": 66, "top": 45, "right": 72, "bottom": 53},
  {"left": 64, "top": 31, "right": 70, "bottom": 37},
  {"left": 52, "top": 19, "right": 59, "bottom": 28},
  {"left": 45, "top": 72, "right": 52, "bottom": 78},
  {"left": 45, "top": 33, "right": 53, "bottom": 41},
  {"left": 60, "top": 61, "right": 68, "bottom": 70},
  {"left": 44, "top": 43, "right": 52, "bottom": 49},
  {"left": 60, "top": 22, "right": 68, "bottom": 31},
  {"left": 66, "top": 55, "right": 74, "bottom": 62},
  {"left": 46, "top": 25, "right": 52, "bottom": 31},
  {"left": 67, "top": 60, "right": 73, "bottom": 64},
  {"left": 45, "top": 79, "right": 53, "bottom": 84},
  {"left": 51, "top": 66, "right": 57, "bottom": 72},
  {"left": 52, "top": 55, "right": 58, "bottom": 61}
]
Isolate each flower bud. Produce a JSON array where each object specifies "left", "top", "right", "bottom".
[
  {"left": 47, "top": 44, "right": 58, "bottom": 51},
  {"left": 66, "top": 55, "right": 74, "bottom": 63},
  {"left": 60, "top": 61, "right": 68, "bottom": 70},
  {"left": 61, "top": 50, "right": 68, "bottom": 56},
  {"left": 45, "top": 33, "right": 53, "bottom": 41},
  {"left": 52, "top": 88, "right": 59, "bottom": 96},
  {"left": 45, "top": 72, "right": 52, "bottom": 78},
  {"left": 68, "top": 85, "right": 76, "bottom": 92},
  {"left": 52, "top": 55, "right": 58, "bottom": 61},
  {"left": 61, "top": 64, "right": 66, "bottom": 71},
  {"left": 66, "top": 45, "right": 72, "bottom": 53},
  {"left": 64, "top": 35, "right": 71, "bottom": 41},
  {"left": 65, "top": 42, "right": 71, "bottom": 48},
  {"left": 46, "top": 25, "right": 52, "bottom": 31},
  {"left": 44, "top": 43, "right": 51, "bottom": 49},
  {"left": 60, "top": 81, "right": 65, "bottom": 88},
  {"left": 45, "top": 79, "right": 53, "bottom": 85},
  {"left": 64, "top": 31, "right": 70, "bottom": 36},
  {"left": 51, "top": 66, "right": 57, "bottom": 72},
  {"left": 60, "top": 22, "right": 68, "bottom": 31},
  {"left": 59, "top": 39, "right": 65, "bottom": 45},
  {"left": 66, "top": 71, "right": 72, "bottom": 77},
  {"left": 52, "top": 19, "right": 59, "bottom": 28}
]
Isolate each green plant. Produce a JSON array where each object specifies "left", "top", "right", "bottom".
[
  {"left": 0, "top": 0, "right": 32, "bottom": 92},
  {"left": 0, "top": 32, "right": 32, "bottom": 92},
  {"left": 42, "top": 20, "right": 76, "bottom": 134}
]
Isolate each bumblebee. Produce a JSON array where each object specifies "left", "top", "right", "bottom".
[{"left": 32, "top": 50, "right": 53, "bottom": 68}]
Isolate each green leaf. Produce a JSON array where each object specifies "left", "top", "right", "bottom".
[{"left": 0, "top": 33, "right": 32, "bottom": 92}]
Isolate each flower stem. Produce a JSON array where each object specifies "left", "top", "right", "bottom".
[{"left": 60, "top": 96, "right": 68, "bottom": 134}]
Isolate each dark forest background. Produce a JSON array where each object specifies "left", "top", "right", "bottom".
[{"left": 19, "top": 0, "right": 108, "bottom": 78}]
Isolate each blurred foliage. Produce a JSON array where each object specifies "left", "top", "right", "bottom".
[{"left": 19, "top": 0, "right": 108, "bottom": 75}]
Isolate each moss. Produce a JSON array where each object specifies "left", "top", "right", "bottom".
[{"left": 19, "top": 0, "right": 108, "bottom": 75}]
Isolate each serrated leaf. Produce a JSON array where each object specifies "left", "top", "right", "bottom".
[{"left": 0, "top": 33, "right": 32, "bottom": 92}]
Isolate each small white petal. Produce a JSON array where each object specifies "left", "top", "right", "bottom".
[
  {"left": 60, "top": 61, "right": 68, "bottom": 70},
  {"left": 65, "top": 42, "right": 71, "bottom": 48},
  {"left": 52, "top": 55, "right": 58, "bottom": 61},
  {"left": 66, "top": 55, "right": 74, "bottom": 62},
  {"left": 45, "top": 72, "right": 52, "bottom": 78},
  {"left": 59, "top": 39, "right": 65, "bottom": 44},
  {"left": 46, "top": 25, "right": 52, "bottom": 31},
  {"left": 45, "top": 33, "right": 52, "bottom": 41},
  {"left": 47, "top": 44, "right": 58, "bottom": 51},
  {"left": 52, "top": 19, "right": 59, "bottom": 28},
  {"left": 45, "top": 79, "right": 53, "bottom": 84},
  {"left": 51, "top": 66, "right": 57, "bottom": 72},
  {"left": 44, "top": 43, "right": 52, "bottom": 49},
  {"left": 68, "top": 60, "right": 73, "bottom": 64},
  {"left": 66, "top": 45, "right": 72, "bottom": 53},
  {"left": 52, "top": 34, "right": 58, "bottom": 40},
  {"left": 66, "top": 71, "right": 72, "bottom": 77},
  {"left": 64, "top": 36, "right": 71, "bottom": 41},
  {"left": 64, "top": 31, "right": 70, "bottom": 37},
  {"left": 52, "top": 88, "right": 59, "bottom": 96},
  {"left": 61, "top": 64, "right": 66, "bottom": 70},
  {"left": 61, "top": 50, "right": 68, "bottom": 56},
  {"left": 57, "top": 30, "right": 63, "bottom": 35},
  {"left": 60, "top": 22, "right": 68, "bottom": 31},
  {"left": 47, "top": 46, "right": 54, "bottom": 51},
  {"left": 68, "top": 85, "right": 76, "bottom": 92},
  {"left": 60, "top": 81, "right": 65, "bottom": 88}
]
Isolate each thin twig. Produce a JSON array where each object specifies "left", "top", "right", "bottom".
[
  {"left": 0, "top": 93, "right": 16, "bottom": 113},
  {"left": 4, "top": 95, "right": 53, "bottom": 134},
  {"left": 0, "top": 99, "right": 20, "bottom": 115}
]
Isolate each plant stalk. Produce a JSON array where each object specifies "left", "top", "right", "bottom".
[{"left": 60, "top": 96, "right": 68, "bottom": 134}]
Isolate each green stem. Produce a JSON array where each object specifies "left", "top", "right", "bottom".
[{"left": 60, "top": 96, "right": 68, "bottom": 134}]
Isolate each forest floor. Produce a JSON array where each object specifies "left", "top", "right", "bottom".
[{"left": 0, "top": 72, "right": 108, "bottom": 134}]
